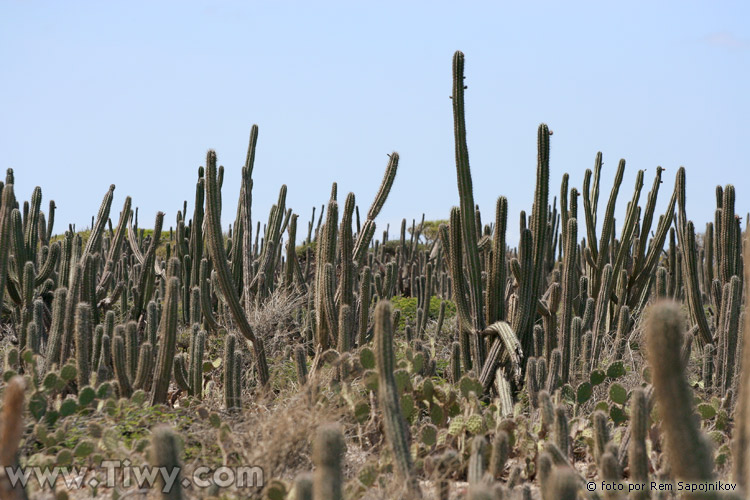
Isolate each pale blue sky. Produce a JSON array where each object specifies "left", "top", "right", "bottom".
[{"left": 2, "top": 1, "right": 748, "bottom": 245}]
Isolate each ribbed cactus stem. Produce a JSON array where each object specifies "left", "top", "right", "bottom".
[
  {"left": 294, "top": 345, "right": 307, "bottom": 385},
  {"left": 593, "top": 410, "right": 610, "bottom": 466},
  {"left": 204, "top": 150, "right": 269, "bottom": 385},
  {"left": 544, "top": 467, "right": 579, "bottom": 500},
  {"left": 191, "top": 330, "right": 205, "bottom": 399},
  {"left": 150, "top": 426, "right": 184, "bottom": 500},
  {"left": 358, "top": 266, "right": 372, "bottom": 346},
  {"left": 526, "top": 357, "right": 539, "bottom": 408},
  {"left": 112, "top": 335, "right": 133, "bottom": 398},
  {"left": 291, "top": 473, "right": 313, "bottom": 500},
  {"left": 374, "top": 300, "right": 422, "bottom": 497},
  {"left": 75, "top": 303, "right": 92, "bottom": 389},
  {"left": 133, "top": 342, "right": 154, "bottom": 391},
  {"left": 553, "top": 405, "right": 569, "bottom": 458},
  {"left": 450, "top": 341, "right": 462, "bottom": 382},
  {"left": 489, "top": 430, "right": 510, "bottom": 480},
  {"left": 0, "top": 376, "right": 27, "bottom": 500},
  {"left": 125, "top": 321, "right": 138, "bottom": 381},
  {"left": 150, "top": 277, "right": 180, "bottom": 405},
  {"left": 451, "top": 51, "right": 485, "bottom": 337},
  {"left": 629, "top": 388, "right": 650, "bottom": 500},
  {"left": 312, "top": 423, "right": 345, "bottom": 500},
  {"left": 732, "top": 233, "right": 750, "bottom": 490},
  {"left": 0, "top": 185, "right": 15, "bottom": 322},
  {"left": 224, "top": 333, "right": 237, "bottom": 409},
  {"left": 646, "top": 300, "right": 716, "bottom": 492},
  {"left": 559, "top": 218, "right": 577, "bottom": 382},
  {"left": 43, "top": 287, "right": 67, "bottom": 373},
  {"left": 547, "top": 348, "right": 562, "bottom": 393},
  {"left": 537, "top": 452, "right": 553, "bottom": 500},
  {"left": 467, "top": 435, "right": 488, "bottom": 485},
  {"left": 600, "top": 451, "right": 623, "bottom": 500},
  {"left": 97, "top": 334, "right": 112, "bottom": 383},
  {"left": 232, "top": 351, "right": 242, "bottom": 407},
  {"left": 538, "top": 390, "right": 554, "bottom": 430}
]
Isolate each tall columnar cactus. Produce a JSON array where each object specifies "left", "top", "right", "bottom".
[
  {"left": 312, "top": 423, "right": 345, "bottom": 500},
  {"left": 0, "top": 376, "right": 27, "bottom": 500},
  {"left": 374, "top": 300, "right": 422, "bottom": 497},
  {"left": 629, "top": 388, "right": 650, "bottom": 500},
  {"left": 204, "top": 150, "right": 269, "bottom": 385},
  {"left": 150, "top": 277, "right": 180, "bottom": 405},
  {"left": 150, "top": 426, "right": 184, "bottom": 500},
  {"left": 321, "top": 262, "right": 339, "bottom": 349},
  {"left": 190, "top": 329, "right": 205, "bottom": 399},
  {"left": 559, "top": 218, "right": 577, "bottom": 382},
  {"left": 553, "top": 405, "right": 569, "bottom": 458},
  {"left": 358, "top": 266, "right": 372, "bottom": 345},
  {"left": 133, "top": 342, "right": 154, "bottom": 391},
  {"left": 544, "top": 467, "right": 579, "bottom": 500},
  {"left": 337, "top": 192, "right": 355, "bottom": 308},
  {"left": 732, "top": 235, "right": 750, "bottom": 491},
  {"left": 224, "top": 333, "right": 239, "bottom": 409},
  {"left": 352, "top": 153, "right": 399, "bottom": 265},
  {"left": 75, "top": 303, "right": 92, "bottom": 389},
  {"left": 645, "top": 300, "right": 717, "bottom": 494},
  {"left": 720, "top": 275, "right": 741, "bottom": 393},
  {"left": 590, "top": 264, "right": 613, "bottom": 369},
  {"left": 588, "top": 157, "right": 625, "bottom": 299},
  {"left": 451, "top": 51, "right": 485, "bottom": 338},
  {"left": 43, "top": 287, "right": 67, "bottom": 373},
  {"left": 489, "top": 430, "right": 510, "bottom": 480},
  {"left": 129, "top": 211, "right": 164, "bottom": 322},
  {"left": 112, "top": 334, "right": 133, "bottom": 398},
  {"left": 467, "top": 435, "right": 488, "bottom": 485},
  {"left": 675, "top": 168, "right": 712, "bottom": 344}
]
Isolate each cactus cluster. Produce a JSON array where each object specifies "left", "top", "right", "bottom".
[{"left": 0, "top": 49, "right": 748, "bottom": 500}]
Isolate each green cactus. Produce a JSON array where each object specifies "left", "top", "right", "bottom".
[
  {"left": 451, "top": 51, "right": 485, "bottom": 345},
  {"left": 374, "top": 300, "right": 422, "bottom": 497},
  {"left": 149, "top": 426, "right": 184, "bottom": 500},
  {"left": 544, "top": 467, "right": 579, "bottom": 500},
  {"left": 224, "top": 333, "right": 238, "bottom": 409},
  {"left": 352, "top": 153, "right": 399, "bottom": 265},
  {"left": 150, "top": 277, "right": 180, "bottom": 405},
  {"left": 74, "top": 303, "right": 92, "bottom": 389},
  {"left": 467, "top": 435, "right": 488, "bottom": 485},
  {"left": 629, "top": 387, "right": 650, "bottom": 500},
  {"left": 358, "top": 266, "right": 372, "bottom": 346},
  {"left": 294, "top": 345, "right": 308, "bottom": 386},
  {"left": 133, "top": 342, "right": 154, "bottom": 391},
  {"left": 0, "top": 375, "right": 27, "bottom": 500},
  {"left": 646, "top": 300, "right": 717, "bottom": 492},
  {"left": 489, "top": 430, "right": 510, "bottom": 480},
  {"left": 204, "top": 150, "right": 269, "bottom": 385},
  {"left": 312, "top": 423, "right": 345, "bottom": 500},
  {"left": 734, "top": 237, "right": 750, "bottom": 490},
  {"left": 112, "top": 335, "right": 133, "bottom": 398},
  {"left": 553, "top": 405, "right": 569, "bottom": 458},
  {"left": 559, "top": 218, "right": 577, "bottom": 382}
]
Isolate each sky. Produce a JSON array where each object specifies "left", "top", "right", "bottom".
[{"left": 2, "top": 1, "right": 749, "bottom": 246}]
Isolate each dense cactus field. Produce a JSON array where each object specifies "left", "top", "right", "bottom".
[{"left": 1, "top": 50, "right": 748, "bottom": 499}]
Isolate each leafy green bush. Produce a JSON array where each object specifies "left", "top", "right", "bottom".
[{"left": 389, "top": 295, "right": 456, "bottom": 330}]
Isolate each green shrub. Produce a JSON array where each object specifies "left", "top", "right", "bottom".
[{"left": 389, "top": 296, "right": 456, "bottom": 331}]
